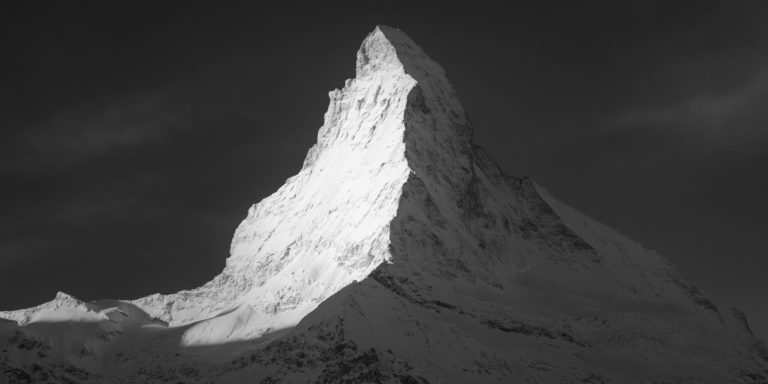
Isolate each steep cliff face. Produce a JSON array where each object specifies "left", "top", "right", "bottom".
[
  {"left": 130, "top": 26, "right": 444, "bottom": 346},
  {"left": 2, "top": 26, "right": 767, "bottom": 383}
]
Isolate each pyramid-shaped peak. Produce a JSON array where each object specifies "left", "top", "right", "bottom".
[
  {"left": 370, "top": 25, "right": 421, "bottom": 54},
  {"left": 356, "top": 25, "right": 446, "bottom": 80},
  {"left": 1, "top": 25, "right": 765, "bottom": 384}
]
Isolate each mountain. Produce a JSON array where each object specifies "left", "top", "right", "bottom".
[{"left": 1, "top": 25, "right": 767, "bottom": 384}]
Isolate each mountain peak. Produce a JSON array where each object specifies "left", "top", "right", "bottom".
[
  {"left": 301, "top": 26, "right": 471, "bottom": 174},
  {"left": 356, "top": 25, "right": 429, "bottom": 78},
  {"left": 3, "top": 26, "right": 764, "bottom": 383},
  {"left": 54, "top": 291, "right": 78, "bottom": 302},
  {"left": 355, "top": 26, "right": 460, "bottom": 109}
]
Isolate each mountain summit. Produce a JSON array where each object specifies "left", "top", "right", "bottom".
[{"left": 2, "top": 25, "right": 767, "bottom": 384}]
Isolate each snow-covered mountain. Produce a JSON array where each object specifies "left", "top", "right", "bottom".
[{"left": 2, "top": 25, "right": 767, "bottom": 384}]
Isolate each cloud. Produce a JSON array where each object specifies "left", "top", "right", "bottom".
[
  {"left": 609, "top": 69, "right": 768, "bottom": 142},
  {"left": 1, "top": 89, "right": 191, "bottom": 173}
]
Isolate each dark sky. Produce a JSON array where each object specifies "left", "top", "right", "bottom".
[{"left": 2, "top": 2, "right": 766, "bottom": 338}]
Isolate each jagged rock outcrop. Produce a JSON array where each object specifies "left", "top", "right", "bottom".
[{"left": 2, "top": 25, "right": 766, "bottom": 383}]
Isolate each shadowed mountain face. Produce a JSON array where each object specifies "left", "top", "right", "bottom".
[{"left": 1, "top": 25, "right": 767, "bottom": 384}]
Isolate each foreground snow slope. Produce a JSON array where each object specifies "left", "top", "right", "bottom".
[{"left": 2, "top": 25, "right": 767, "bottom": 383}]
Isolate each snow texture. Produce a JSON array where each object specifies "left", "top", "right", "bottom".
[{"left": 1, "top": 25, "right": 767, "bottom": 384}]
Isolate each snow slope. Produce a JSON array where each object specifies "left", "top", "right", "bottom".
[{"left": 2, "top": 25, "right": 767, "bottom": 383}]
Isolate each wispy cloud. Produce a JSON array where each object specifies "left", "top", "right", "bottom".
[
  {"left": 609, "top": 69, "right": 768, "bottom": 142},
  {"left": 2, "top": 89, "right": 190, "bottom": 173}
]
